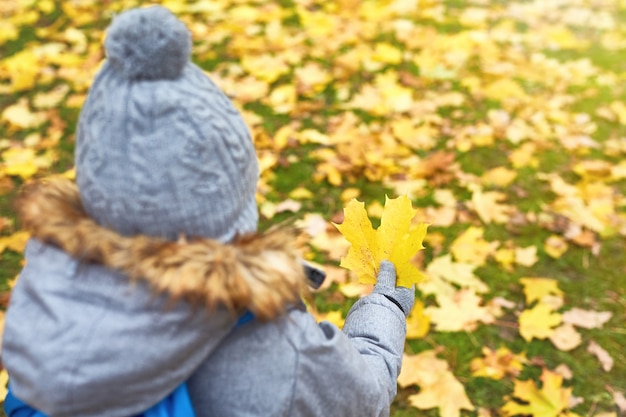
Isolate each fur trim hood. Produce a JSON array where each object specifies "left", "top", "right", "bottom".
[{"left": 15, "top": 177, "right": 308, "bottom": 320}]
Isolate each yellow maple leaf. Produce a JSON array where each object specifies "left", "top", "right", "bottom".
[
  {"left": 1, "top": 148, "right": 39, "bottom": 180},
  {"left": 450, "top": 226, "right": 497, "bottom": 266},
  {"left": 544, "top": 235, "right": 569, "bottom": 259},
  {"left": 406, "top": 300, "right": 430, "bottom": 339},
  {"left": 1, "top": 99, "right": 47, "bottom": 130},
  {"left": 518, "top": 302, "right": 562, "bottom": 342},
  {"left": 335, "top": 196, "right": 428, "bottom": 286},
  {"left": 425, "top": 289, "right": 494, "bottom": 332},
  {"left": 399, "top": 351, "right": 475, "bottom": 417},
  {"left": 470, "top": 346, "right": 527, "bottom": 380},
  {"left": 502, "top": 369, "right": 572, "bottom": 417},
  {"left": 471, "top": 189, "right": 513, "bottom": 224},
  {"left": 0, "top": 230, "right": 30, "bottom": 255},
  {"left": 519, "top": 277, "right": 564, "bottom": 305}
]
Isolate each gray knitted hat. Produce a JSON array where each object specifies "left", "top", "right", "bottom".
[{"left": 75, "top": 6, "right": 259, "bottom": 242}]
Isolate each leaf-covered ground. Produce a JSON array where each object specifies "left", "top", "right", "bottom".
[{"left": 1, "top": 1, "right": 625, "bottom": 417}]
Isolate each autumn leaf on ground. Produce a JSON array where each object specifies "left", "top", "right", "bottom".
[
  {"left": 334, "top": 196, "right": 428, "bottom": 286},
  {"left": 502, "top": 369, "right": 572, "bottom": 417},
  {"left": 0, "top": 369, "right": 7, "bottom": 400},
  {"left": 0, "top": 231, "right": 30, "bottom": 255},
  {"left": 548, "top": 324, "right": 582, "bottom": 352},
  {"left": 561, "top": 308, "right": 612, "bottom": 329},
  {"left": 425, "top": 289, "right": 495, "bottom": 332},
  {"left": 424, "top": 254, "right": 489, "bottom": 294},
  {"left": 587, "top": 341, "right": 613, "bottom": 372},
  {"left": 450, "top": 226, "right": 498, "bottom": 266},
  {"left": 406, "top": 300, "right": 430, "bottom": 339},
  {"left": 398, "top": 350, "right": 474, "bottom": 417},
  {"left": 519, "top": 277, "right": 564, "bottom": 305},
  {"left": 519, "top": 302, "right": 562, "bottom": 342},
  {"left": 471, "top": 189, "right": 514, "bottom": 224},
  {"left": 608, "top": 388, "right": 626, "bottom": 414},
  {"left": 470, "top": 346, "right": 527, "bottom": 380}
]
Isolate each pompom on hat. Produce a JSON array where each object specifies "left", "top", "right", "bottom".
[{"left": 76, "top": 6, "right": 259, "bottom": 242}]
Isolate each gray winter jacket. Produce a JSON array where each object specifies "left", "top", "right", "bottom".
[{"left": 2, "top": 180, "right": 407, "bottom": 417}]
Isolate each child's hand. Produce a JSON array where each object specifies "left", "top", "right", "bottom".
[{"left": 373, "top": 260, "right": 415, "bottom": 317}]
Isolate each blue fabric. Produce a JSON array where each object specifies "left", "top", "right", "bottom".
[
  {"left": 235, "top": 310, "right": 254, "bottom": 327},
  {"left": 4, "top": 383, "right": 196, "bottom": 417}
]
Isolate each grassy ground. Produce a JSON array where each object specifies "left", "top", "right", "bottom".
[{"left": 1, "top": 0, "right": 625, "bottom": 416}]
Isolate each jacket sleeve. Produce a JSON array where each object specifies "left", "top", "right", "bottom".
[
  {"left": 186, "top": 293, "right": 407, "bottom": 417},
  {"left": 292, "top": 293, "right": 407, "bottom": 417}
]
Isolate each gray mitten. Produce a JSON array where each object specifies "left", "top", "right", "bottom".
[{"left": 373, "top": 260, "right": 415, "bottom": 317}]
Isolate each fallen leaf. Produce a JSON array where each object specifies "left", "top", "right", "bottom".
[
  {"left": 425, "top": 254, "right": 489, "bottom": 293},
  {"left": 338, "top": 282, "right": 372, "bottom": 298},
  {"left": 544, "top": 235, "right": 569, "bottom": 258},
  {"left": 406, "top": 300, "right": 430, "bottom": 339},
  {"left": 481, "top": 166, "right": 517, "bottom": 187},
  {"left": 471, "top": 189, "right": 514, "bottom": 224},
  {"left": 502, "top": 369, "right": 572, "bottom": 417},
  {"left": 553, "top": 364, "right": 573, "bottom": 380},
  {"left": 515, "top": 246, "right": 539, "bottom": 267},
  {"left": 0, "top": 368, "right": 7, "bottom": 400},
  {"left": 1, "top": 99, "right": 46, "bottom": 129},
  {"left": 587, "top": 341, "right": 613, "bottom": 372},
  {"left": 399, "top": 350, "right": 474, "bottom": 417},
  {"left": 274, "top": 199, "right": 302, "bottom": 213},
  {"left": 311, "top": 309, "right": 345, "bottom": 329},
  {"left": 519, "top": 277, "right": 564, "bottom": 305},
  {"left": 450, "top": 226, "right": 498, "bottom": 266},
  {"left": 425, "top": 289, "right": 494, "bottom": 332},
  {"left": 568, "top": 396, "right": 584, "bottom": 409},
  {"left": 518, "top": 302, "right": 562, "bottom": 342},
  {"left": 1, "top": 148, "right": 39, "bottom": 179},
  {"left": 549, "top": 324, "right": 582, "bottom": 352},
  {"left": 470, "top": 346, "right": 526, "bottom": 380},
  {"left": 0, "top": 230, "right": 30, "bottom": 255},
  {"left": 335, "top": 196, "right": 428, "bottom": 286},
  {"left": 561, "top": 308, "right": 612, "bottom": 329},
  {"left": 610, "top": 389, "right": 626, "bottom": 413}
]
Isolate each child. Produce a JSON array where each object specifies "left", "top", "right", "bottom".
[{"left": 2, "top": 6, "right": 415, "bottom": 417}]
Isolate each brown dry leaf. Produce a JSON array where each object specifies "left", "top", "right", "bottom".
[
  {"left": 399, "top": 350, "right": 474, "bottom": 417},
  {"left": 561, "top": 308, "right": 612, "bottom": 329},
  {"left": 416, "top": 151, "right": 456, "bottom": 179},
  {"left": 587, "top": 341, "right": 613, "bottom": 372}
]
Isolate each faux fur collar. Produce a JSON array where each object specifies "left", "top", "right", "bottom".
[{"left": 16, "top": 178, "right": 308, "bottom": 320}]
